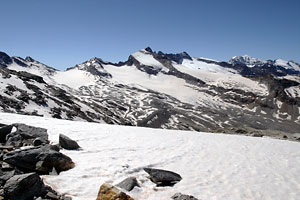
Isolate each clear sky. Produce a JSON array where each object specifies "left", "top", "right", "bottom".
[{"left": 1, "top": 0, "right": 300, "bottom": 70}]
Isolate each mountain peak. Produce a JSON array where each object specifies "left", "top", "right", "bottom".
[
  {"left": 229, "top": 55, "right": 264, "bottom": 67},
  {"left": 144, "top": 47, "right": 153, "bottom": 53}
]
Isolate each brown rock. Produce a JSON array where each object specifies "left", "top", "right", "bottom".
[{"left": 96, "top": 183, "right": 134, "bottom": 200}]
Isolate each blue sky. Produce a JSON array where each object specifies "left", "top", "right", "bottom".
[{"left": 1, "top": 0, "right": 300, "bottom": 70}]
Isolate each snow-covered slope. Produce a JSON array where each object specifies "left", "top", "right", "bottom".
[
  {"left": 1, "top": 113, "right": 300, "bottom": 200},
  {"left": 1, "top": 48, "right": 300, "bottom": 136}
]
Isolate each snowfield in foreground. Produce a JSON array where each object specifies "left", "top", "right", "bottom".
[{"left": 1, "top": 113, "right": 300, "bottom": 200}]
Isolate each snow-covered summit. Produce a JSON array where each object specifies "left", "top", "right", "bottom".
[{"left": 229, "top": 55, "right": 265, "bottom": 67}]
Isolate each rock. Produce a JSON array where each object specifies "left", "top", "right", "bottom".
[
  {"left": 283, "top": 135, "right": 288, "bottom": 139},
  {"left": 33, "top": 138, "right": 44, "bottom": 146},
  {"left": 5, "top": 123, "right": 49, "bottom": 147},
  {"left": 251, "top": 133, "right": 264, "bottom": 137},
  {"left": 0, "top": 125, "right": 13, "bottom": 143},
  {"left": 96, "top": 183, "right": 134, "bottom": 200},
  {"left": 0, "top": 123, "right": 8, "bottom": 127},
  {"left": 3, "top": 145, "right": 75, "bottom": 174},
  {"left": 3, "top": 173, "right": 45, "bottom": 200},
  {"left": 116, "top": 177, "right": 139, "bottom": 191},
  {"left": 171, "top": 193, "right": 199, "bottom": 200},
  {"left": 59, "top": 134, "right": 80, "bottom": 150},
  {"left": 0, "top": 170, "right": 16, "bottom": 186},
  {"left": 144, "top": 167, "right": 182, "bottom": 186}
]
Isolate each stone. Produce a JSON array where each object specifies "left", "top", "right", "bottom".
[
  {"left": 5, "top": 123, "right": 49, "bottom": 147},
  {"left": 116, "top": 177, "right": 139, "bottom": 191},
  {"left": 59, "top": 134, "right": 80, "bottom": 150},
  {"left": 33, "top": 138, "right": 44, "bottom": 146},
  {"left": 172, "top": 193, "right": 199, "bottom": 200},
  {"left": 96, "top": 183, "right": 134, "bottom": 200},
  {"left": 0, "top": 125, "right": 13, "bottom": 143},
  {"left": 3, "top": 145, "right": 75, "bottom": 174},
  {"left": 3, "top": 173, "right": 45, "bottom": 200},
  {"left": 144, "top": 167, "right": 182, "bottom": 186},
  {"left": 251, "top": 133, "right": 264, "bottom": 137}
]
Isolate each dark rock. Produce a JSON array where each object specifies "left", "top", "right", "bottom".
[
  {"left": 0, "top": 125, "right": 13, "bottom": 143},
  {"left": 144, "top": 167, "right": 182, "bottom": 186},
  {"left": 5, "top": 123, "right": 49, "bottom": 147},
  {"left": 33, "top": 138, "right": 44, "bottom": 146},
  {"left": 0, "top": 51, "right": 12, "bottom": 66},
  {"left": 283, "top": 135, "right": 288, "bottom": 139},
  {"left": 172, "top": 193, "right": 199, "bottom": 200},
  {"left": 3, "top": 145, "right": 75, "bottom": 174},
  {"left": 59, "top": 134, "right": 80, "bottom": 150},
  {"left": 251, "top": 133, "right": 264, "bottom": 137},
  {"left": 116, "top": 177, "right": 140, "bottom": 191},
  {"left": 0, "top": 123, "right": 7, "bottom": 127},
  {"left": 0, "top": 169, "right": 17, "bottom": 186},
  {"left": 3, "top": 173, "right": 45, "bottom": 200}
]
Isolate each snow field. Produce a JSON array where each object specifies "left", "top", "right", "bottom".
[{"left": 0, "top": 113, "right": 300, "bottom": 200}]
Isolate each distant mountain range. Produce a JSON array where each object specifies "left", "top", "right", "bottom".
[{"left": 1, "top": 48, "right": 299, "bottom": 139}]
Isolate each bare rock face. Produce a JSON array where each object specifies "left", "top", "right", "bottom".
[
  {"left": 116, "top": 177, "right": 139, "bottom": 191},
  {"left": 3, "top": 145, "right": 75, "bottom": 174},
  {"left": 59, "top": 134, "right": 80, "bottom": 150},
  {"left": 3, "top": 173, "right": 45, "bottom": 200},
  {"left": 96, "top": 183, "right": 134, "bottom": 200},
  {"left": 144, "top": 167, "right": 182, "bottom": 186}
]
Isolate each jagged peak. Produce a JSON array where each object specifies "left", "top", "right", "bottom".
[{"left": 25, "top": 56, "right": 35, "bottom": 62}]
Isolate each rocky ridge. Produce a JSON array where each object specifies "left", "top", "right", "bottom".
[{"left": 1, "top": 48, "right": 300, "bottom": 140}]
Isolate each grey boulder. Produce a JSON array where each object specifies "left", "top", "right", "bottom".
[
  {"left": 116, "top": 177, "right": 140, "bottom": 191},
  {"left": 4, "top": 173, "right": 45, "bottom": 200},
  {"left": 172, "top": 193, "right": 199, "bottom": 200},
  {"left": 5, "top": 123, "right": 49, "bottom": 147},
  {"left": 144, "top": 167, "right": 182, "bottom": 186},
  {"left": 59, "top": 134, "right": 80, "bottom": 150},
  {"left": 3, "top": 145, "right": 75, "bottom": 174}
]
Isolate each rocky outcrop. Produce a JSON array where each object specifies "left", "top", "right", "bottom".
[
  {"left": 5, "top": 123, "right": 49, "bottom": 147},
  {"left": 3, "top": 145, "right": 74, "bottom": 174},
  {"left": 116, "top": 177, "right": 139, "bottom": 191},
  {"left": 3, "top": 173, "right": 45, "bottom": 200},
  {"left": 96, "top": 183, "right": 134, "bottom": 200},
  {"left": 0, "top": 51, "right": 12, "bottom": 67},
  {"left": 144, "top": 168, "right": 182, "bottom": 186},
  {"left": 59, "top": 134, "right": 80, "bottom": 150}
]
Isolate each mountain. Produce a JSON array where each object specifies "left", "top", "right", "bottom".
[{"left": 1, "top": 48, "right": 300, "bottom": 139}]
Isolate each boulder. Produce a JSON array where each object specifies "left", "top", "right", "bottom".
[
  {"left": 3, "top": 145, "right": 74, "bottom": 174},
  {"left": 171, "top": 193, "right": 199, "bottom": 200},
  {"left": 116, "top": 177, "right": 139, "bottom": 191},
  {"left": 3, "top": 173, "right": 45, "bottom": 200},
  {"left": 0, "top": 125, "right": 13, "bottom": 143},
  {"left": 5, "top": 123, "right": 49, "bottom": 147},
  {"left": 59, "top": 134, "right": 80, "bottom": 150},
  {"left": 96, "top": 183, "right": 134, "bottom": 200},
  {"left": 144, "top": 167, "right": 182, "bottom": 186}
]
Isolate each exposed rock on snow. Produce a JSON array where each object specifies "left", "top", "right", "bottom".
[
  {"left": 171, "top": 193, "right": 199, "bottom": 200},
  {"left": 3, "top": 173, "right": 45, "bottom": 200},
  {"left": 96, "top": 183, "right": 134, "bottom": 200},
  {"left": 143, "top": 168, "right": 182, "bottom": 186},
  {"left": 116, "top": 177, "right": 140, "bottom": 192},
  {"left": 0, "top": 125, "right": 13, "bottom": 143},
  {"left": 3, "top": 145, "right": 74, "bottom": 174},
  {"left": 59, "top": 134, "right": 80, "bottom": 150},
  {"left": 5, "top": 123, "right": 49, "bottom": 147}
]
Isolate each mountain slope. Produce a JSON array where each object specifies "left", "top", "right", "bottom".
[{"left": 1, "top": 48, "right": 300, "bottom": 138}]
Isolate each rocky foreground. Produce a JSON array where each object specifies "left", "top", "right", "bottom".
[{"left": 0, "top": 123, "right": 198, "bottom": 200}]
